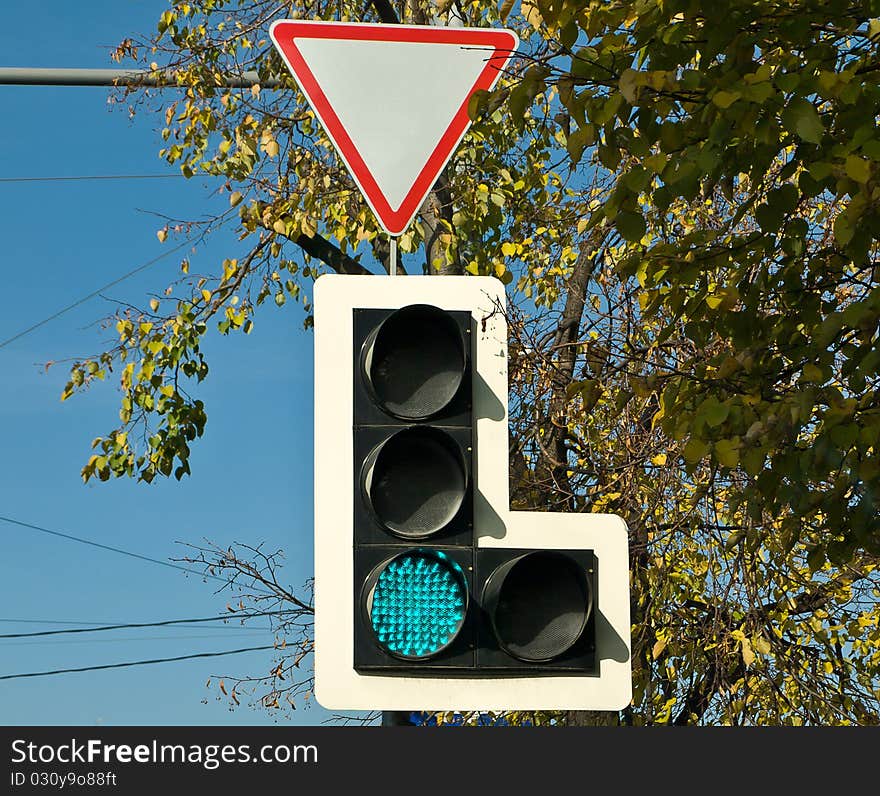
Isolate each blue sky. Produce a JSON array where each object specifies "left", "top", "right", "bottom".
[{"left": 0, "top": 3, "right": 356, "bottom": 726}]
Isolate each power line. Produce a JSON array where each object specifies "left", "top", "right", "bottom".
[
  {"left": 0, "top": 174, "right": 184, "bottom": 183},
  {"left": 0, "top": 237, "right": 191, "bottom": 350},
  {"left": 0, "top": 645, "right": 278, "bottom": 681},
  {"left": 2, "top": 632, "right": 270, "bottom": 647},
  {"left": 0, "top": 514, "right": 272, "bottom": 594},
  {"left": 0, "top": 617, "right": 269, "bottom": 629},
  {"left": 0, "top": 611, "right": 292, "bottom": 640},
  {"left": 0, "top": 514, "right": 229, "bottom": 585}
]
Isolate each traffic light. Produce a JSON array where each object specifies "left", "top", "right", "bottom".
[
  {"left": 353, "top": 301, "right": 474, "bottom": 672},
  {"left": 314, "top": 275, "right": 631, "bottom": 711}
]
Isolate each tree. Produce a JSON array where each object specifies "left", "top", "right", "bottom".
[{"left": 63, "top": 0, "right": 880, "bottom": 724}]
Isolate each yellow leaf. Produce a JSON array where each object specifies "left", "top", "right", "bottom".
[
  {"left": 272, "top": 219, "right": 286, "bottom": 235},
  {"left": 149, "top": 297, "right": 160, "bottom": 312},
  {"left": 201, "top": 289, "right": 212, "bottom": 303},
  {"left": 301, "top": 217, "right": 317, "bottom": 237},
  {"left": 521, "top": 0, "right": 543, "bottom": 29},
  {"left": 651, "top": 404, "right": 665, "bottom": 430},
  {"left": 619, "top": 69, "right": 642, "bottom": 104},
  {"left": 156, "top": 228, "right": 168, "bottom": 243},
  {"left": 741, "top": 636, "right": 755, "bottom": 667},
  {"left": 501, "top": 241, "right": 517, "bottom": 257},
  {"left": 652, "top": 639, "right": 667, "bottom": 659},
  {"left": 651, "top": 453, "right": 667, "bottom": 466},
  {"left": 229, "top": 191, "right": 243, "bottom": 207}
]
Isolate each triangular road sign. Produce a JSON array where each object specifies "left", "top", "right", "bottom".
[{"left": 270, "top": 20, "right": 519, "bottom": 236}]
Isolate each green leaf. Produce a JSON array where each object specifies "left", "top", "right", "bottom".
[
  {"left": 741, "top": 446, "right": 765, "bottom": 476},
  {"left": 845, "top": 155, "right": 870, "bottom": 184},
  {"left": 715, "top": 438, "right": 739, "bottom": 468},
  {"left": 755, "top": 203, "right": 783, "bottom": 234},
  {"left": 712, "top": 90, "right": 741, "bottom": 109},
  {"left": 566, "top": 124, "right": 595, "bottom": 164},
  {"left": 619, "top": 69, "right": 642, "bottom": 104},
  {"left": 833, "top": 212, "right": 854, "bottom": 246},
  {"left": 615, "top": 211, "right": 646, "bottom": 243},
  {"left": 467, "top": 89, "right": 490, "bottom": 121},
  {"left": 702, "top": 399, "right": 730, "bottom": 428},
  {"left": 781, "top": 98, "right": 824, "bottom": 144},
  {"left": 724, "top": 530, "right": 746, "bottom": 550},
  {"left": 807, "top": 546, "right": 826, "bottom": 572},
  {"left": 802, "top": 363, "right": 823, "bottom": 383},
  {"left": 683, "top": 437, "right": 710, "bottom": 463}
]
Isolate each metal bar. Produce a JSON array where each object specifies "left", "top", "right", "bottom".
[
  {"left": 389, "top": 236, "right": 398, "bottom": 276},
  {"left": 0, "top": 67, "right": 280, "bottom": 88}
]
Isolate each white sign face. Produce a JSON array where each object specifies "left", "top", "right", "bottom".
[
  {"left": 269, "top": 21, "right": 519, "bottom": 236},
  {"left": 313, "top": 275, "right": 633, "bottom": 712}
]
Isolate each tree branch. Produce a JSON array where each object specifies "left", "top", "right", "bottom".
[{"left": 295, "top": 232, "right": 372, "bottom": 276}]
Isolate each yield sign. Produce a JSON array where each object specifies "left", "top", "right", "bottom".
[{"left": 269, "top": 20, "right": 519, "bottom": 236}]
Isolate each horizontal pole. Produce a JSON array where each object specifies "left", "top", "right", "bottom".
[{"left": 0, "top": 67, "right": 280, "bottom": 88}]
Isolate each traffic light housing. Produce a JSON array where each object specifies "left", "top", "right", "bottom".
[{"left": 314, "top": 275, "right": 631, "bottom": 711}]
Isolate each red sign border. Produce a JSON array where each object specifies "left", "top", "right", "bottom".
[{"left": 269, "top": 21, "right": 519, "bottom": 236}]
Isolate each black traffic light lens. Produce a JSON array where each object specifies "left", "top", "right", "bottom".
[
  {"left": 484, "top": 551, "right": 592, "bottom": 663},
  {"left": 362, "top": 427, "right": 467, "bottom": 539},
  {"left": 365, "top": 549, "right": 468, "bottom": 660},
  {"left": 363, "top": 304, "right": 466, "bottom": 420}
]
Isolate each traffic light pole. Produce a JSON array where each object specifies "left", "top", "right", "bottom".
[{"left": 381, "top": 711, "right": 413, "bottom": 727}]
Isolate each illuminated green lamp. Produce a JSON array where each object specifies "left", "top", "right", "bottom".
[{"left": 367, "top": 550, "right": 468, "bottom": 660}]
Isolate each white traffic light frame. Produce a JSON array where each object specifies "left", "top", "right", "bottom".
[{"left": 313, "top": 274, "right": 632, "bottom": 711}]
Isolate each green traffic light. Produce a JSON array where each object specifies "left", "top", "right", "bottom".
[{"left": 368, "top": 550, "right": 467, "bottom": 659}]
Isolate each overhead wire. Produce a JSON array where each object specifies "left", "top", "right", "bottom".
[
  {"left": 0, "top": 237, "right": 191, "bottom": 350},
  {"left": 2, "top": 632, "right": 271, "bottom": 647},
  {"left": 0, "top": 174, "right": 185, "bottom": 183},
  {"left": 0, "top": 645, "right": 279, "bottom": 681},
  {"left": 0, "top": 611, "right": 293, "bottom": 640},
  {"left": 0, "top": 514, "right": 275, "bottom": 595},
  {"left": 0, "top": 617, "right": 270, "bottom": 629}
]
